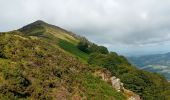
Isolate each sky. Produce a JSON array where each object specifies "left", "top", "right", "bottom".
[{"left": 1, "top": 0, "right": 170, "bottom": 56}]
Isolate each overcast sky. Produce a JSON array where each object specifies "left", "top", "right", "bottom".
[{"left": 1, "top": 0, "right": 170, "bottom": 56}]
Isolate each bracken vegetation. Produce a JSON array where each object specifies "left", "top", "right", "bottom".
[
  {"left": 0, "top": 22, "right": 125, "bottom": 100},
  {"left": 0, "top": 20, "right": 169, "bottom": 100},
  {"left": 76, "top": 33, "right": 170, "bottom": 100},
  {"left": 87, "top": 52, "right": 170, "bottom": 100}
]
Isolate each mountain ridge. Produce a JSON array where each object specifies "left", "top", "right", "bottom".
[
  {"left": 19, "top": 20, "right": 82, "bottom": 42},
  {"left": 0, "top": 20, "right": 169, "bottom": 100}
]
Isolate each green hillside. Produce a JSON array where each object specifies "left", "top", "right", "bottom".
[
  {"left": 0, "top": 21, "right": 125, "bottom": 100},
  {"left": 19, "top": 20, "right": 88, "bottom": 61},
  {"left": 0, "top": 20, "right": 169, "bottom": 100}
]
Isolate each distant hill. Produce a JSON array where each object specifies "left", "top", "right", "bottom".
[
  {"left": 0, "top": 20, "right": 169, "bottom": 100},
  {"left": 128, "top": 53, "right": 170, "bottom": 80}
]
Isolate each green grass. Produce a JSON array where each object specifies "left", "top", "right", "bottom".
[
  {"left": 82, "top": 74, "right": 125, "bottom": 100},
  {"left": 0, "top": 22, "right": 127, "bottom": 99},
  {"left": 20, "top": 25, "right": 45, "bottom": 36},
  {"left": 58, "top": 39, "right": 89, "bottom": 61}
]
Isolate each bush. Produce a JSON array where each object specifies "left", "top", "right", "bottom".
[
  {"left": 88, "top": 52, "right": 170, "bottom": 100},
  {"left": 88, "top": 44, "right": 109, "bottom": 54},
  {"left": 77, "top": 41, "right": 89, "bottom": 53},
  {"left": 76, "top": 36, "right": 109, "bottom": 54}
]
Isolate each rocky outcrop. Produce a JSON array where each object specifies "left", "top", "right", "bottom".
[
  {"left": 124, "top": 89, "right": 141, "bottom": 100},
  {"left": 110, "top": 76, "right": 124, "bottom": 92},
  {"left": 93, "top": 68, "right": 141, "bottom": 100}
]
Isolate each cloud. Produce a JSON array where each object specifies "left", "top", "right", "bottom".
[{"left": 1, "top": 0, "right": 170, "bottom": 55}]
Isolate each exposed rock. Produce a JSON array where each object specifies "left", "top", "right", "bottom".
[
  {"left": 94, "top": 68, "right": 141, "bottom": 100},
  {"left": 94, "top": 68, "right": 111, "bottom": 82},
  {"left": 124, "top": 89, "right": 141, "bottom": 100},
  {"left": 110, "top": 76, "right": 124, "bottom": 92}
]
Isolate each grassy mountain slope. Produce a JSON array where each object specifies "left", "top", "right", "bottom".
[
  {"left": 0, "top": 21, "right": 125, "bottom": 100},
  {"left": 0, "top": 20, "right": 169, "bottom": 100},
  {"left": 19, "top": 20, "right": 89, "bottom": 61},
  {"left": 87, "top": 53, "right": 170, "bottom": 100}
]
